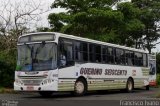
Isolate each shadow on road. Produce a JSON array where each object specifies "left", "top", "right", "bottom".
[{"left": 21, "top": 87, "right": 155, "bottom": 99}]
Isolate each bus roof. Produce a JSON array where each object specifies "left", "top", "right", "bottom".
[{"left": 20, "top": 32, "right": 149, "bottom": 54}]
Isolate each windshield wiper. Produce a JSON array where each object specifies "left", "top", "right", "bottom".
[
  {"left": 23, "top": 43, "right": 33, "bottom": 71},
  {"left": 34, "top": 41, "right": 46, "bottom": 61}
]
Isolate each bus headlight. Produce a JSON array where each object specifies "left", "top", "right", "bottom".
[{"left": 15, "top": 79, "right": 23, "bottom": 85}]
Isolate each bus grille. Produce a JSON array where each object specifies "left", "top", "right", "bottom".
[
  {"left": 22, "top": 79, "right": 42, "bottom": 86},
  {"left": 18, "top": 76, "right": 47, "bottom": 79}
]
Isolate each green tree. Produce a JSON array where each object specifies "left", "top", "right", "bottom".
[
  {"left": 132, "top": 0, "right": 160, "bottom": 53},
  {"left": 36, "top": 27, "right": 52, "bottom": 32},
  {"left": 48, "top": 0, "right": 124, "bottom": 43},
  {"left": 156, "top": 52, "right": 160, "bottom": 74},
  {"left": 0, "top": 49, "right": 16, "bottom": 87},
  {"left": 48, "top": 0, "right": 160, "bottom": 53},
  {"left": 117, "top": 2, "right": 145, "bottom": 47},
  {"left": 0, "top": 0, "right": 49, "bottom": 87}
]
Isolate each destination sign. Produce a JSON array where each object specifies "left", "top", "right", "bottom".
[
  {"left": 19, "top": 36, "right": 29, "bottom": 43},
  {"left": 31, "top": 34, "right": 55, "bottom": 41},
  {"left": 19, "top": 34, "right": 55, "bottom": 43}
]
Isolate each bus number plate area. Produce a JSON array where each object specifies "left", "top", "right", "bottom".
[{"left": 26, "top": 86, "right": 34, "bottom": 91}]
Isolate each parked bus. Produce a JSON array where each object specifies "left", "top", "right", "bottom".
[
  {"left": 149, "top": 54, "right": 157, "bottom": 86},
  {"left": 14, "top": 32, "right": 150, "bottom": 97}
]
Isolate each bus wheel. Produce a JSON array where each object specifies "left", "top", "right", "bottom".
[
  {"left": 146, "top": 85, "right": 149, "bottom": 90},
  {"left": 126, "top": 78, "right": 134, "bottom": 93},
  {"left": 39, "top": 91, "right": 53, "bottom": 97},
  {"left": 74, "top": 78, "right": 87, "bottom": 96}
]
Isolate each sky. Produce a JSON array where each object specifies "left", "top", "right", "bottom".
[
  {"left": 33, "top": 0, "right": 66, "bottom": 27},
  {"left": 0, "top": 0, "right": 65, "bottom": 29},
  {"left": 0, "top": 0, "right": 159, "bottom": 52},
  {"left": 153, "top": 40, "right": 160, "bottom": 53}
]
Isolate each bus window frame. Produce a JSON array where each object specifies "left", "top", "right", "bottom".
[{"left": 57, "top": 37, "right": 148, "bottom": 68}]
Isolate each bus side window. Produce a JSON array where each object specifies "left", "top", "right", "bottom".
[
  {"left": 115, "top": 49, "right": 125, "bottom": 65},
  {"left": 59, "top": 41, "right": 66, "bottom": 67},
  {"left": 81, "top": 42, "right": 88, "bottom": 61},
  {"left": 59, "top": 38, "right": 74, "bottom": 67},
  {"left": 102, "top": 46, "right": 107, "bottom": 63},
  {"left": 134, "top": 52, "right": 143, "bottom": 66},
  {"left": 131, "top": 52, "right": 135, "bottom": 66},
  {"left": 89, "top": 43, "right": 95, "bottom": 62},
  {"left": 143, "top": 54, "right": 147, "bottom": 67},
  {"left": 74, "top": 41, "right": 81, "bottom": 61},
  {"left": 95, "top": 45, "right": 101, "bottom": 62},
  {"left": 74, "top": 41, "right": 88, "bottom": 62},
  {"left": 107, "top": 47, "right": 114, "bottom": 64},
  {"left": 125, "top": 51, "right": 134, "bottom": 66}
]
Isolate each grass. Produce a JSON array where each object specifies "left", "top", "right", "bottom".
[
  {"left": 0, "top": 87, "right": 16, "bottom": 94},
  {"left": 156, "top": 74, "right": 160, "bottom": 98},
  {"left": 157, "top": 95, "right": 160, "bottom": 98},
  {"left": 156, "top": 90, "right": 160, "bottom": 98},
  {"left": 157, "top": 74, "right": 160, "bottom": 86}
]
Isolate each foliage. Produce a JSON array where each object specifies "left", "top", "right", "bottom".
[
  {"left": 48, "top": 0, "right": 123, "bottom": 44},
  {"left": 0, "top": 49, "right": 17, "bottom": 88},
  {"left": 132, "top": 0, "right": 160, "bottom": 53},
  {"left": 0, "top": 87, "right": 15, "bottom": 93},
  {"left": 156, "top": 53, "right": 160, "bottom": 74},
  {"left": 0, "top": 0, "right": 49, "bottom": 88},
  {"left": 36, "top": 27, "right": 53, "bottom": 32},
  {"left": 117, "top": 2, "right": 145, "bottom": 47},
  {"left": 156, "top": 53, "right": 160, "bottom": 85},
  {"left": 156, "top": 74, "right": 160, "bottom": 86},
  {"left": 48, "top": 0, "right": 160, "bottom": 52}
]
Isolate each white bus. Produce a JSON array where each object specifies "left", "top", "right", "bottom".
[{"left": 14, "top": 32, "right": 150, "bottom": 97}]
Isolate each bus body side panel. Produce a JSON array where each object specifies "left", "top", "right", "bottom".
[
  {"left": 58, "top": 66, "right": 76, "bottom": 91},
  {"left": 57, "top": 63, "right": 149, "bottom": 91}
]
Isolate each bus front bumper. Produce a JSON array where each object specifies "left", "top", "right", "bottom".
[{"left": 14, "top": 82, "right": 58, "bottom": 91}]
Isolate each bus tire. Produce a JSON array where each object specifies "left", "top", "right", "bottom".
[
  {"left": 126, "top": 78, "right": 134, "bottom": 93},
  {"left": 146, "top": 85, "right": 149, "bottom": 90},
  {"left": 73, "top": 78, "right": 87, "bottom": 96},
  {"left": 39, "top": 91, "right": 53, "bottom": 97}
]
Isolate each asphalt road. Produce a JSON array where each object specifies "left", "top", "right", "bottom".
[{"left": 0, "top": 87, "right": 160, "bottom": 106}]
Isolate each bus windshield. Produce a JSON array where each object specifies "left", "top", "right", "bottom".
[{"left": 16, "top": 43, "right": 57, "bottom": 71}]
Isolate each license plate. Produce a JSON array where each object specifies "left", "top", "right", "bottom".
[{"left": 27, "top": 86, "right": 34, "bottom": 91}]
